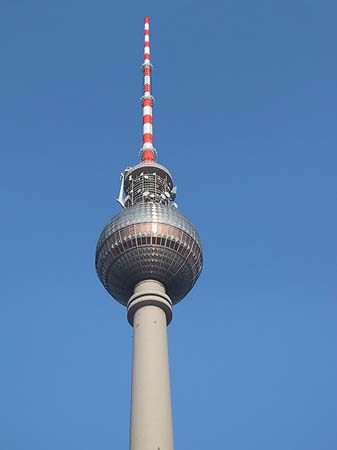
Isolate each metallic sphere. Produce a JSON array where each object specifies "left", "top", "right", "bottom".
[{"left": 95, "top": 203, "right": 203, "bottom": 305}]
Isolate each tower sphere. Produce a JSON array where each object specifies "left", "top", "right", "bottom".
[{"left": 95, "top": 164, "right": 203, "bottom": 305}]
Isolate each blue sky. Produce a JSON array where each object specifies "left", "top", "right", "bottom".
[{"left": 1, "top": 1, "right": 336, "bottom": 449}]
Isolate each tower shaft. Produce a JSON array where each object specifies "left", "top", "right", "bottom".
[{"left": 129, "top": 280, "right": 174, "bottom": 450}]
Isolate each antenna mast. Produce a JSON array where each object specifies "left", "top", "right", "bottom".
[{"left": 140, "top": 16, "right": 156, "bottom": 162}]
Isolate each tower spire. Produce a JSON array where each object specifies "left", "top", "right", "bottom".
[{"left": 140, "top": 16, "right": 156, "bottom": 162}]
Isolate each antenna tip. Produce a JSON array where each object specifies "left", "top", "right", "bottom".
[{"left": 144, "top": 16, "right": 150, "bottom": 23}]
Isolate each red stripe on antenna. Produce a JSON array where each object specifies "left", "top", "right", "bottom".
[
  {"left": 143, "top": 115, "right": 152, "bottom": 123},
  {"left": 143, "top": 99, "right": 153, "bottom": 107},
  {"left": 142, "top": 150, "right": 154, "bottom": 161},
  {"left": 143, "top": 133, "right": 153, "bottom": 143}
]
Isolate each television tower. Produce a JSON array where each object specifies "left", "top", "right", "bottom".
[{"left": 95, "top": 16, "right": 203, "bottom": 450}]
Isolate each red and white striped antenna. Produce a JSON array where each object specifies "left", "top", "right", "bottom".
[{"left": 140, "top": 16, "right": 156, "bottom": 162}]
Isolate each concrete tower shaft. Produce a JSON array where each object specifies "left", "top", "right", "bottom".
[{"left": 129, "top": 281, "right": 174, "bottom": 450}]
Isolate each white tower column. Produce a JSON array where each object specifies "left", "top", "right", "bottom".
[{"left": 128, "top": 280, "right": 174, "bottom": 450}]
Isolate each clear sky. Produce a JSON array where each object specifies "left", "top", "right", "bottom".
[{"left": 1, "top": 1, "right": 336, "bottom": 449}]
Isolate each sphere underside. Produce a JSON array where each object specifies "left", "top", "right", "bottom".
[{"left": 95, "top": 203, "right": 203, "bottom": 305}]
